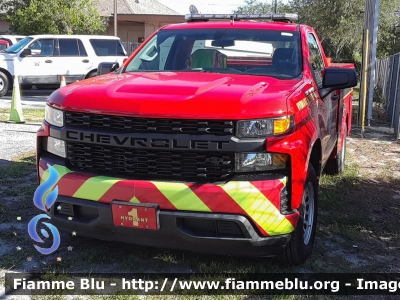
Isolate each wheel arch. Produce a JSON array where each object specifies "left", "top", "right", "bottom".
[
  {"left": 309, "top": 138, "right": 322, "bottom": 178},
  {"left": 0, "top": 68, "right": 13, "bottom": 86},
  {"left": 85, "top": 69, "right": 97, "bottom": 79}
]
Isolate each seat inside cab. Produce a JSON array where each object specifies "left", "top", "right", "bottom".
[{"left": 188, "top": 49, "right": 227, "bottom": 68}]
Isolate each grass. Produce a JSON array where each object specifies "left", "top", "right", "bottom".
[
  {"left": 378, "top": 164, "right": 396, "bottom": 181},
  {"left": 0, "top": 107, "right": 44, "bottom": 123},
  {"left": 318, "top": 163, "right": 360, "bottom": 209},
  {"left": 0, "top": 150, "right": 36, "bottom": 177},
  {"left": 319, "top": 163, "right": 372, "bottom": 237}
]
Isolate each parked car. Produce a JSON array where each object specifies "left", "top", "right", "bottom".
[
  {"left": 0, "top": 35, "right": 26, "bottom": 46},
  {"left": 0, "top": 35, "right": 127, "bottom": 96},
  {"left": 0, "top": 40, "right": 10, "bottom": 51}
]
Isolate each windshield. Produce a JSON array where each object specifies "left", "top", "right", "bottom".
[
  {"left": 124, "top": 28, "right": 302, "bottom": 79},
  {"left": 5, "top": 37, "right": 33, "bottom": 53}
]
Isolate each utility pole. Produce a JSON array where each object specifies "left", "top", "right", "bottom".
[
  {"left": 274, "top": 0, "right": 277, "bottom": 13},
  {"left": 114, "top": 0, "right": 118, "bottom": 37},
  {"left": 358, "top": 0, "right": 380, "bottom": 132}
]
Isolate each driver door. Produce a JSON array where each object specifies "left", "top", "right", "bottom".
[
  {"left": 18, "top": 38, "right": 57, "bottom": 84},
  {"left": 307, "top": 33, "right": 338, "bottom": 163}
]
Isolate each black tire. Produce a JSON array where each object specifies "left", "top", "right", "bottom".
[
  {"left": 325, "top": 124, "right": 347, "bottom": 175},
  {"left": 0, "top": 71, "right": 10, "bottom": 97},
  {"left": 277, "top": 165, "right": 318, "bottom": 266},
  {"left": 86, "top": 71, "right": 97, "bottom": 79}
]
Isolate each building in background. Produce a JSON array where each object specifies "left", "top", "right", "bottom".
[
  {"left": 156, "top": 0, "right": 246, "bottom": 14},
  {"left": 98, "top": 0, "right": 184, "bottom": 54},
  {"left": 0, "top": 0, "right": 249, "bottom": 55},
  {"left": 0, "top": 0, "right": 185, "bottom": 54},
  {"left": 0, "top": 0, "right": 250, "bottom": 43}
]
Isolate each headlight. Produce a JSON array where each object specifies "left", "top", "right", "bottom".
[
  {"left": 236, "top": 116, "right": 293, "bottom": 138},
  {"left": 45, "top": 105, "right": 64, "bottom": 127},
  {"left": 47, "top": 137, "right": 66, "bottom": 158},
  {"left": 235, "top": 153, "right": 288, "bottom": 172}
]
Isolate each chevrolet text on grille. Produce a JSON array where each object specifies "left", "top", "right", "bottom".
[{"left": 65, "top": 130, "right": 230, "bottom": 150}]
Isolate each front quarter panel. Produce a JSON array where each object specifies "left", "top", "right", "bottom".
[{"left": 268, "top": 79, "right": 318, "bottom": 210}]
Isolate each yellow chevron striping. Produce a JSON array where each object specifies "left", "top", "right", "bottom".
[
  {"left": 219, "top": 181, "right": 294, "bottom": 235},
  {"left": 40, "top": 163, "right": 293, "bottom": 235},
  {"left": 129, "top": 196, "right": 140, "bottom": 203},
  {"left": 73, "top": 176, "right": 122, "bottom": 201},
  {"left": 40, "top": 164, "right": 73, "bottom": 184},
  {"left": 151, "top": 181, "right": 211, "bottom": 212}
]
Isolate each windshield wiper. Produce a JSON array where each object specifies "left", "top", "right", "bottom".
[{"left": 184, "top": 68, "right": 243, "bottom": 74}]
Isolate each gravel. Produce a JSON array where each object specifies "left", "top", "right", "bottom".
[
  {"left": 0, "top": 88, "right": 48, "bottom": 165},
  {"left": 0, "top": 122, "right": 41, "bottom": 165}
]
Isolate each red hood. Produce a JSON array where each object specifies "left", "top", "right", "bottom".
[{"left": 48, "top": 72, "right": 301, "bottom": 119}]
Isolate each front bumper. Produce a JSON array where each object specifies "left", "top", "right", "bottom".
[
  {"left": 50, "top": 196, "right": 290, "bottom": 257},
  {"left": 38, "top": 155, "right": 300, "bottom": 257}
]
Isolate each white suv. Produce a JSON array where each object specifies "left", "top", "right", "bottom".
[{"left": 0, "top": 35, "right": 127, "bottom": 96}]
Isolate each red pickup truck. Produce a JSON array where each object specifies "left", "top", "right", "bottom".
[{"left": 36, "top": 13, "right": 357, "bottom": 266}]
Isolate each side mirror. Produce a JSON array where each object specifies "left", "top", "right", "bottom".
[
  {"left": 97, "top": 62, "right": 120, "bottom": 76},
  {"left": 20, "top": 48, "right": 32, "bottom": 57},
  {"left": 323, "top": 67, "right": 358, "bottom": 90}
]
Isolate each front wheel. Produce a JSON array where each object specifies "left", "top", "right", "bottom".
[
  {"left": 0, "top": 71, "right": 10, "bottom": 97},
  {"left": 86, "top": 71, "right": 97, "bottom": 79},
  {"left": 277, "top": 165, "right": 318, "bottom": 266}
]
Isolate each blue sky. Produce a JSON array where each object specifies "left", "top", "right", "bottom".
[{"left": 157, "top": 0, "right": 289, "bottom": 15}]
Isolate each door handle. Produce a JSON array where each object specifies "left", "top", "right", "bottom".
[
  {"left": 45, "top": 60, "right": 52, "bottom": 63},
  {"left": 331, "top": 94, "right": 339, "bottom": 101},
  {"left": 82, "top": 59, "right": 89, "bottom": 63}
]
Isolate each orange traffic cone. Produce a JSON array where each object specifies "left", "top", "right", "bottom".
[{"left": 60, "top": 76, "right": 66, "bottom": 88}]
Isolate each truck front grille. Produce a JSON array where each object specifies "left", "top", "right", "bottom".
[
  {"left": 65, "top": 112, "right": 235, "bottom": 136},
  {"left": 67, "top": 142, "right": 234, "bottom": 181}
]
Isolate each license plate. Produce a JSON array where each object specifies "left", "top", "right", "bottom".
[{"left": 111, "top": 201, "right": 159, "bottom": 230}]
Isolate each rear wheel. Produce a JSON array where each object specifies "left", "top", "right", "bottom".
[
  {"left": 0, "top": 71, "right": 9, "bottom": 97},
  {"left": 325, "top": 124, "right": 347, "bottom": 175},
  {"left": 277, "top": 165, "right": 318, "bottom": 266}
]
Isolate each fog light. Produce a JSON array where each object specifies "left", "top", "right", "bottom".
[
  {"left": 47, "top": 137, "right": 66, "bottom": 158},
  {"left": 235, "top": 153, "right": 288, "bottom": 172}
]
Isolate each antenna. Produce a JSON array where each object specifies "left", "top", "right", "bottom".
[{"left": 189, "top": 5, "right": 199, "bottom": 14}]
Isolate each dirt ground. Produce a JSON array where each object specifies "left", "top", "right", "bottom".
[{"left": 312, "top": 121, "right": 400, "bottom": 273}]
